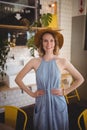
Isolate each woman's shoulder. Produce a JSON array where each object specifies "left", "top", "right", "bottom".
[
  {"left": 27, "top": 57, "right": 42, "bottom": 68},
  {"left": 30, "top": 57, "right": 42, "bottom": 62},
  {"left": 55, "top": 56, "right": 71, "bottom": 73},
  {"left": 29, "top": 57, "right": 42, "bottom": 71},
  {"left": 56, "top": 56, "right": 68, "bottom": 64}
]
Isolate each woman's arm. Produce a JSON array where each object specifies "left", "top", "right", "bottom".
[
  {"left": 15, "top": 58, "right": 36, "bottom": 97},
  {"left": 15, "top": 58, "right": 45, "bottom": 98},
  {"left": 63, "top": 59, "right": 84, "bottom": 95}
]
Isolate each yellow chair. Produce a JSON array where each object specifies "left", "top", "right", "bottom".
[
  {"left": 61, "top": 73, "right": 80, "bottom": 104},
  {"left": 78, "top": 109, "right": 87, "bottom": 130},
  {"left": 0, "top": 105, "right": 27, "bottom": 130}
]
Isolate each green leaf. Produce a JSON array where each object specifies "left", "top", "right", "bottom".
[{"left": 40, "top": 13, "right": 52, "bottom": 27}]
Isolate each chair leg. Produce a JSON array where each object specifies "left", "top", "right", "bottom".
[
  {"left": 65, "top": 96, "right": 69, "bottom": 104},
  {"left": 65, "top": 89, "right": 80, "bottom": 104},
  {"left": 75, "top": 89, "right": 80, "bottom": 101}
]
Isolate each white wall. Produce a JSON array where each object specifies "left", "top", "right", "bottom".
[{"left": 58, "top": 0, "right": 72, "bottom": 60}]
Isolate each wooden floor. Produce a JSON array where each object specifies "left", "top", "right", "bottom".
[
  {"left": 68, "top": 100, "right": 87, "bottom": 130},
  {"left": 22, "top": 104, "right": 35, "bottom": 130}
]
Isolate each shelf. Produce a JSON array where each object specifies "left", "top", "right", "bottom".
[
  {"left": 0, "top": 24, "right": 62, "bottom": 31},
  {"left": 0, "top": 24, "right": 28, "bottom": 30},
  {"left": 0, "top": 85, "right": 18, "bottom": 91}
]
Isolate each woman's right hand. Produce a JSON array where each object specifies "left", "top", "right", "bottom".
[{"left": 32, "top": 90, "right": 45, "bottom": 98}]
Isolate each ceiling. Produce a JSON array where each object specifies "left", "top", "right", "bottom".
[
  {"left": 0, "top": 0, "right": 35, "bottom": 6},
  {"left": 0, "top": 0, "right": 18, "bottom": 2}
]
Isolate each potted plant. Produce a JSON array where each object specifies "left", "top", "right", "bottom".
[
  {"left": 40, "top": 13, "right": 52, "bottom": 27},
  {"left": 0, "top": 38, "right": 10, "bottom": 84}
]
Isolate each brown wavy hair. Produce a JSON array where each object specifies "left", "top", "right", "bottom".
[{"left": 37, "top": 31, "right": 60, "bottom": 57}]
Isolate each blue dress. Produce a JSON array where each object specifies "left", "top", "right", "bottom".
[{"left": 33, "top": 59, "right": 69, "bottom": 130}]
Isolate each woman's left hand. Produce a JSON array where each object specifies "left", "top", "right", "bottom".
[{"left": 51, "top": 88, "right": 64, "bottom": 96}]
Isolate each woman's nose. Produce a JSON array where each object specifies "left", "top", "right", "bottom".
[{"left": 47, "top": 41, "right": 50, "bottom": 45}]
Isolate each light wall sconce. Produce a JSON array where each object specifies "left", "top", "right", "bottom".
[
  {"left": 48, "top": 1, "right": 56, "bottom": 8},
  {"left": 48, "top": 1, "right": 57, "bottom": 14}
]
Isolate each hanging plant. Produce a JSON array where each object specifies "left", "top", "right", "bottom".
[
  {"left": 0, "top": 39, "right": 10, "bottom": 81},
  {"left": 26, "top": 35, "right": 37, "bottom": 57}
]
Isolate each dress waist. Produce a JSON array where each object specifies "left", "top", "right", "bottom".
[{"left": 37, "top": 88, "right": 60, "bottom": 95}]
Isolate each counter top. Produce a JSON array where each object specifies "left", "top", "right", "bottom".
[{"left": 0, "top": 83, "right": 36, "bottom": 92}]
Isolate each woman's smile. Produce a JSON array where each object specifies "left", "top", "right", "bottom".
[{"left": 42, "top": 33, "right": 55, "bottom": 52}]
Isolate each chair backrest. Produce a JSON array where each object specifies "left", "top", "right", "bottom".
[
  {"left": 0, "top": 105, "right": 27, "bottom": 130},
  {"left": 61, "top": 73, "right": 80, "bottom": 104},
  {"left": 78, "top": 109, "right": 87, "bottom": 130}
]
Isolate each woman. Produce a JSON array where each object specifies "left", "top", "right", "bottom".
[{"left": 15, "top": 29, "right": 84, "bottom": 130}]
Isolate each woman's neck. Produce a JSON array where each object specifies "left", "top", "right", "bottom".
[{"left": 43, "top": 53, "right": 56, "bottom": 61}]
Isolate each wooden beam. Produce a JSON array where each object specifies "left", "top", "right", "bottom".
[
  {"left": 0, "top": 24, "right": 28, "bottom": 30},
  {"left": 0, "top": 24, "right": 62, "bottom": 31}
]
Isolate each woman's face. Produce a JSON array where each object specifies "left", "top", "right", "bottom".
[{"left": 42, "top": 33, "right": 55, "bottom": 53}]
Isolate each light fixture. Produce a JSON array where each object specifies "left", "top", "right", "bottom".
[
  {"left": 48, "top": 1, "right": 56, "bottom": 8},
  {"left": 15, "top": 13, "right": 22, "bottom": 20},
  {"left": 51, "top": 2, "right": 55, "bottom": 7}
]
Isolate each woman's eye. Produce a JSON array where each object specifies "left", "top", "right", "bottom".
[
  {"left": 50, "top": 39, "right": 54, "bottom": 42},
  {"left": 43, "top": 39, "right": 48, "bottom": 42},
  {"left": 43, "top": 39, "right": 54, "bottom": 42}
]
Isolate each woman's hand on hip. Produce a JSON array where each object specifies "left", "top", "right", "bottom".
[
  {"left": 51, "top": 88, "right": 64, "bottom": 96},
  {"left": 32, "top": 90, "right": 45, "bottom": 98}
]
